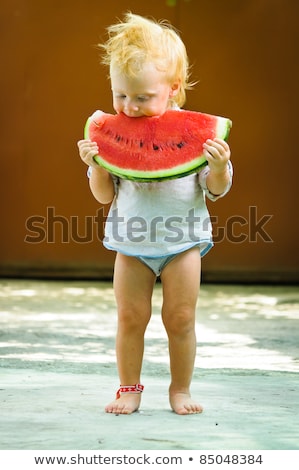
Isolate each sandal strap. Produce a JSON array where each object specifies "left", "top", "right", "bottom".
[{"left": 116, "top": 383, "right": 144, "bottom": 399}]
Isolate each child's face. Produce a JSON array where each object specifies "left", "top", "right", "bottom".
[{"left": 110, "top": 62, "right": 179, "bottom": 118}]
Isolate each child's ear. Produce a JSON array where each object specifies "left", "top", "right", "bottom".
[{"left": 169, "top": 80, "right": 181, "bottom": 97}]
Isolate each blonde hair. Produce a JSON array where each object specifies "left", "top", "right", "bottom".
[{"left": 99, "top": 12, "right": 194, "bottom": 107}]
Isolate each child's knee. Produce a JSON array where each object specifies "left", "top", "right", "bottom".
[
  {"left": 162, "top": 307, "right": 195, "bottom": 336},
  {"left": 118, "top": 306, "right": 151, "bottom": 332}
]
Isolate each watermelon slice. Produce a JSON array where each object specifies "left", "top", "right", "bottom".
[{"left": 84, "top": 109, "right": 232, "bottom": 181}]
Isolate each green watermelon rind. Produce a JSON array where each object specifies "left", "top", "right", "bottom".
[
  {"left": 93, "top": 153, "right": 208, "bottom": 181},
  {"left": 84, "top": 114, "right": 232, "bottom": 182}
]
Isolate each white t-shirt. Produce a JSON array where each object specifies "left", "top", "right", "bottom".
[{"left": 91, "top": 161, "right": 233, "bottom": 258}]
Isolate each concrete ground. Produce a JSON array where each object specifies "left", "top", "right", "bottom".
[{"left": 0, "top": 279, "right": 298, "bottom": 451}]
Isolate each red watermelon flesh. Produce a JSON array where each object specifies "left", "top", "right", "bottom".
[{"left": 84, "top": 109, "right": 232, "bottom": 181}]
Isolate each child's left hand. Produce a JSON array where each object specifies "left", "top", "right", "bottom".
[{"left": 203, "top": 138, "right": 231, "bottom": 173}]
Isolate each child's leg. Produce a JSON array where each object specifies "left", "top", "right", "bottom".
[
  {"left": 105, "top": 252, "right": 156, "bottom": 414},
  {"left": 160, "top": 247, "right": 203, "bottom": 415}
]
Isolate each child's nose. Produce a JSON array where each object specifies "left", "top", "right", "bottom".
[{"left": 126, "top": 99, "right": 139, "bottom": 113}]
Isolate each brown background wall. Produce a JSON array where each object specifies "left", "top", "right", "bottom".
[{"left": 1, "top": 0, "right": 298, "bottom": 282}]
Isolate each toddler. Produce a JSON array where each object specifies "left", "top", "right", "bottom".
[{"left": 78, "top": 13, "right": 233, "bottom": 415}]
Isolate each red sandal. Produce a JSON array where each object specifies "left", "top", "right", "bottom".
[{"left": 116, "top": 383, "right": 144, "bottom": 399}]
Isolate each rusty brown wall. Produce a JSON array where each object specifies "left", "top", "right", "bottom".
[{"left": 1, "top": 0, "right": 298, "bottom": 282}]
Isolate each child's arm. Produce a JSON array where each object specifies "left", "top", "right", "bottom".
[
  {"left": 203, "top": 138, "right": 231, "bottom": 196},
  {"left": 77, "top": 139, "right": 115, "bottom": 204}
]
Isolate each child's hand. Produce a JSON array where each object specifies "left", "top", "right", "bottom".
[
  {"left": 203, "top": 138, "right": 231, "bottom": 173},
  {"left": 77, "top": 139, "right": 99, "bottom": 168}
]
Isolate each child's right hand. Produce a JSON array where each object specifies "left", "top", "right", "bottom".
[{"left": 77, "top": 139, "right": 99, "bottom": 168}]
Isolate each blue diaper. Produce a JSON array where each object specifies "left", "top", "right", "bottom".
[
  {"left": 136, "top": 242, "right": 212, "bottom": 276},
  {"left": 137, "top": 253, "right": 180, "bottom": 276}
]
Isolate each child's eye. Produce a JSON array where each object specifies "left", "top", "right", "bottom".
[
  {"left": 114, "top": 94, "right": 126, "bottom": 100},
  {"left": 137, "top": 95, "right": 149, "bottom": 102}
]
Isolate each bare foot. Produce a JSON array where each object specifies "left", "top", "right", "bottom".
[
  {"left": 169, "top": 391, "right": 203, "bottom": 415},
  {"left": 105, "top": 393, "right": 142, "bottom": 415}
]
